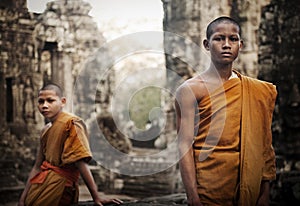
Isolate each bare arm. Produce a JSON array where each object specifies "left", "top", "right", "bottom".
[
  {"left": 75, "top": 160, "right": 123, "bottom": 206},
  {"left": 175, "top": 85, "right": 203, "bottom": 206},
  {"left": 18, "top": 145, "right": 44, "bottom": 206},
  {"left": 256, "top": 180, "right": 270, "bottom": 206}
]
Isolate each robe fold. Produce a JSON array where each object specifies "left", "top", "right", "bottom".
[
  {"left": 194, "top": 76, "right": 242, "bottom": 205},
  {"left": 193, "top": 71, "right": 277, "bottom": 206},
  {"left": 25, "top": 112, "right": 92, "bottom": 206},
  {"left": 239, "top": 73, "right": 277, "bottom": 206}
]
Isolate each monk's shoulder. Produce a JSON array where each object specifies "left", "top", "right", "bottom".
[
  {"left": 242, "top": 75, "right": 277, "bottom": 101},
  {"left": 55, "top": 112, "right": 84, "bottom": 132},
  {"left": 176, "top": 76, "right": 207, "bottom": 100},
  {"left": 244, "top": 75, "right": 276, "bottom": 91}
]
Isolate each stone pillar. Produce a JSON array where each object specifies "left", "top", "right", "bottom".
[
  {"left": 62, "top": 52, "right": 74, "bottom": 112},
  {"left": 49, "top": 44, "right": 61, "bottom": 85},
  {"left": 230, "top": 0, "right": 271, "bottom": 77},
  {"left": 0, "top": 0, "right": 38, "bottom": 126},
  {"left": 0, "top": 72, "right": 6, "bottom": 127},
  {"left": 33, "top": 0, "right": 106, "bottom": 115},
  {"left": 0, "top": 1, "right": 40, "bottom": 203},
  {"left": 258, "top": 0, "right": 300, "bottom": 160}
]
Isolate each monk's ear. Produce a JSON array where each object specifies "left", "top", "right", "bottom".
[
  {"left": 239, "top": 39, "right": 244, "bottom": 50},
  {"left": 203, "top": 39, "right": 210, "bottom": 51},
  {"left": 61, "top": 97, "right": 66, "bottom": 106}
]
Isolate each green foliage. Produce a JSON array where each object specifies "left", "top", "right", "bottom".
[{"left": 129, "top": 87, "right": 161, "bottom": 129}]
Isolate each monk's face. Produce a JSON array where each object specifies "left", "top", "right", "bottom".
[
  {"left": 204, "top": 22, "right": 243, "bottom": 66},
  {"left": 37, "top": 90, "right": 66, "bottom": 122}
]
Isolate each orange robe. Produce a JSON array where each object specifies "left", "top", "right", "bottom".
[
  {"left": 25, "top": 112, "right": 92, "bottom": 206},
  {"left": 193, "top": 71, "right": 276, "bottom": 206},
  {"left": 239, "top": 73, "right": 277, "bottom": 205}
]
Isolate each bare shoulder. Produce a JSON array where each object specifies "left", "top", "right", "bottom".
[{"left": 176, "top": 75, "right": 207, "bottom": 101}]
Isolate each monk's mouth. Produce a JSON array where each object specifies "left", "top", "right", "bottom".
[
  {"left": 221, "top": 52, "right": 232, "bottom": 56},
  {"left": 42, "top": 111, "right": 49, "bottom": 115}
]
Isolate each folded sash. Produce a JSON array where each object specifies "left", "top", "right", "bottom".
[{"left": 30, "top": 161, "right": 79, "bottom": 187}]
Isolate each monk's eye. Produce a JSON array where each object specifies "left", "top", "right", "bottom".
[
  {"left": 213, "top": 37, "right": 222, "bottom": 41},
  {"left": 230, "top": 37, "right": 239, "bottom": 42},
  {"left": 38, "top": 100, "right": 44, "bottom": 104}
]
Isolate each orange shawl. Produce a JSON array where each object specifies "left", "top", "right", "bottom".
[
  {"left": 193, "top": 72, "right": 277, "bottom": 205},
  {"left": 193, "top": 77, "right": 242, "bottom": 205},
  {"left": 239, "top": 74, "right": 277, "bottom": 205}
]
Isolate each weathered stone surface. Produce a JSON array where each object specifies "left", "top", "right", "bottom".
[
  {"left": 32, "top": 0, "right": 106, "bottom": 112},
  {"left": 258, "top": 0, "right": 300, "bottom": 156},
  {"left": 258, "top": 1, "right": 300, "bottom": 203}
]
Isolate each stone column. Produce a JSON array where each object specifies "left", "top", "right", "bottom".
[
  {"left": 258, "top": 0, "right": 300, "bottom": 159},
  {"left": 0, "top": 72, "right": 6, "bottom": 127},
  {"left": 62, "top": 52, "right": 73, "bottom": 112},
  {"left": 230, "top": 0, "right": 271, "bottom": 77}
]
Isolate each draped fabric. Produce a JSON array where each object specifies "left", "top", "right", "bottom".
[
  {"left": 41, "top": 112, "right": 92, "bottom": 167},
  {"left": 25, "top": 112, "right": 92, "bottom": 206},
  {"left": 238, "top": 73, "right": 277, "bottom": 206},
  {"left": 193, "top": 77, "right": 242, "bottom": 205},
  {"left": 193, "top": 71, "right": 277, "bottom": 205}
]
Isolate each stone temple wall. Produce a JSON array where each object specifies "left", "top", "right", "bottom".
[
  {"left": 258, "top": 1, "right": 300, "bottom": 203},
  {"left": 0, "top": 0, "right": 108, "bottom": 133},
  {"left": 258, "top": 0, "right": 300, "bottom": 160},
  {"left": 32, "top": 0, "right": 107, "bottom": 115},
  {"left": 0, "top": 0, "right": 114, "bottom": 203},
  {"left": 0, "top": 0, "right": 39, "bottom": 128},
  {"left": 0, "top": 0, "right": 41, "bottom": 202}
]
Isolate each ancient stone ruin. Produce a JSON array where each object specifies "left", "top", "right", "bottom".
[{"left": 0, "top": 0, "right": 299, "bottom": 205}]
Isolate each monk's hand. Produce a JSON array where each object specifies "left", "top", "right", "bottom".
[
  {"left": 256, "top": 195, "right": 269, "bottom": 206},
  {"left": 187, "top": 196, "right": 204, "bottom": 206},
  {"left": 17, "top": 201, "right": 25, "bottom": 206},
  {"left": 256, "top": 180, "right": 270, "bottom": 206},
  {"left": 94, "top": 197, "right": 123, "bottom": 205}
]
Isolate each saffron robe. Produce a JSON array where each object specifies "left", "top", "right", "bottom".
[
  {"left": 25, "top": 112, "right": 92, "bottom": 206},
  {"left": 239, "top": 73, "right": 277, "bottom": 205},
  {"left": 193, "top": 71, "right": 276, "bottom": 206}
]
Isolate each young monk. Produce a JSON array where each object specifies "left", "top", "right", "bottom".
[
  {"left": 175, "top": 16, "right": 277, "bottom": 205},
  {"left": 18, "top": 83, "right": 123, "bottom": 206}
]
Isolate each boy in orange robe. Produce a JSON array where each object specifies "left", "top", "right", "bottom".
[
  {"left": 175, "top": 16, "right": 277, "bottom": 205},
  {"left": 18, "top": 83, "right": 123, "bottom": 206}
]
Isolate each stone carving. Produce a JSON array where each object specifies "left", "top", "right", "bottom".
[
  {"left": 22, "top": 76, "right": 35, "bottom": 123},
  {"left": 97, "top": 113, "right": 132, "bottom": 154}
]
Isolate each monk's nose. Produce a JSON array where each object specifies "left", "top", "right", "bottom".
[
  {"left": 223, "top": 38, "right": 231, "bottom": 49},
  {"left": 42, "top": 101, "right": 49, "bottom": 109}
]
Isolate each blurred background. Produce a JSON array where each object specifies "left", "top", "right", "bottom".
[{"left": 0, "top": 0, "right": 299, "bottom": 205}]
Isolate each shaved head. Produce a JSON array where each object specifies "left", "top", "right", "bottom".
[
  {"left": 39, "top": 83, "right": 64, "bottom": 97},
  {"left": 206, "top": 16, "right": 241, "bottom": 40}
]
